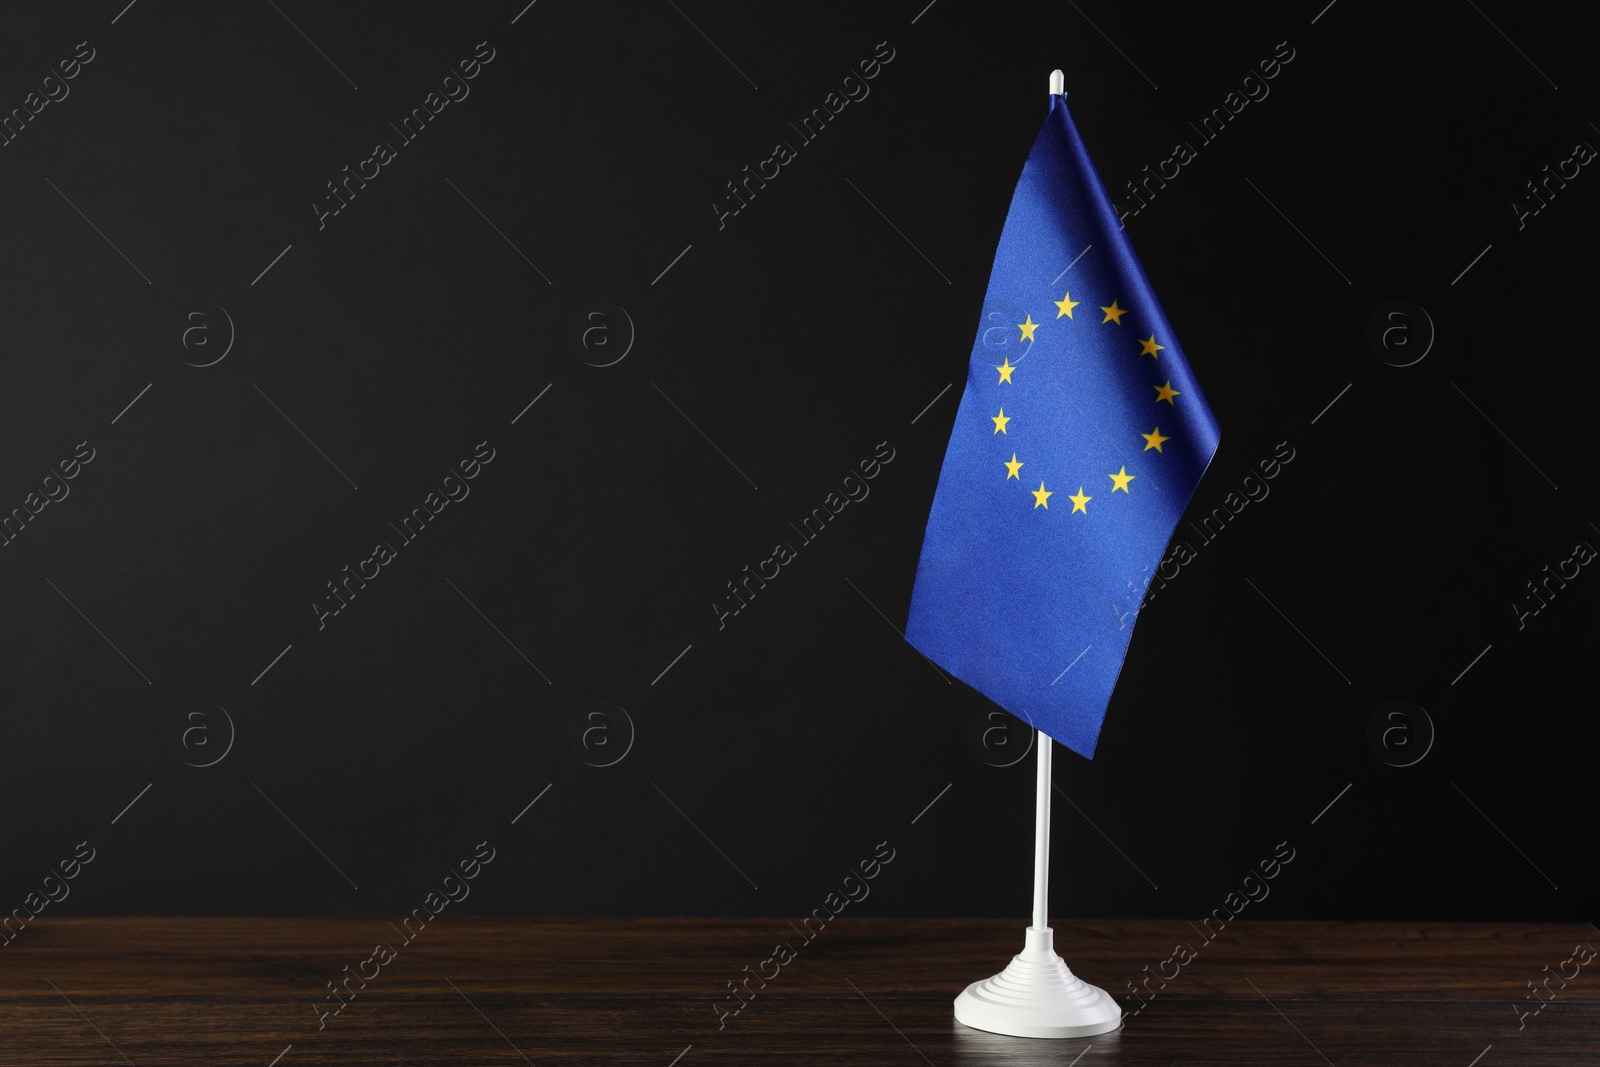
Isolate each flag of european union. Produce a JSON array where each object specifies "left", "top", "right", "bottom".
[{"left": 906, "top": 81, "right": 1221, "bottom": 759}]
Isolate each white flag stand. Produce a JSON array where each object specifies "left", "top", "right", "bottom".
[{"left": 952, "top": 728, "right": 1122, "bottom": 1038}]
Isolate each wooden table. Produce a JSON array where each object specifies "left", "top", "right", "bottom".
[{"left": 2, "top": 918, "right": 1594, "bottom": 1064}]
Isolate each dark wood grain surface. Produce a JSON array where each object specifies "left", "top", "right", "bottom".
[{"left": 2, "top": 918, "right": 1595, "bottom": 1064}]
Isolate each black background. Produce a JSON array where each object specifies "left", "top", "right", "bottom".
[{"left": 0, "top": 0, "right": 1593, "bottom": 924}]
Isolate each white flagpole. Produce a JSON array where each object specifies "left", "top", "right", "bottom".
[
  {"left": 947, "top": 67, "right": 1126, "bottom": 1044},
  {"left": 1031, "top": 728, "right": 1052, "bottom": 932}
]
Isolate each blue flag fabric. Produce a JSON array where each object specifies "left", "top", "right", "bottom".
[{"left": 905, "top": 89, "right": 1220, "bottom": 758}]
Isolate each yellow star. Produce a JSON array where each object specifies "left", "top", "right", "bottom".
[
  {"left": 1101, "top": 300, "right": 1126, "bottom": 325},
  {"left": 996, "top": 358, "right": 1016, "bottom": 384},
  {"left": 1069, "top": 486, "right": 1091, "bottom": 513},
  {"left": 1140, "top": 334, "right": 1164, "bottom": 358},
  {"left": 1154, "top": 380, "right": 1180, "bottom": 404},
  {"left": 1005, "top": 453, "right": 1023, "bottom": 480},
  {"left": 992, "top": 408, "right": 1010, "bottom": 435},
  {"left": 1032, "top": 482, "right": 1052, "bottom": 509},
  {"left": 1018, "top": 316, "right": 1039, "bottom": 342},
  {"left": 1109, "top": 466, "right": 1134, "bottom": 492},
  {"left": 1055, "top": 292, "right": 1080, "bottom": 319},
  {"left": 1141, "top": 426, "right": 1169, "bottom": 452}
]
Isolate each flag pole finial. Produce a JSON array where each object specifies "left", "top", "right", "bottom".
[{"left": 1049, "top": 69, "right": 1065, "bottom": 95}]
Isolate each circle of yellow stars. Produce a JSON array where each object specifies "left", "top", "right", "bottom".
[{"left": 989, "top": 294, "right": 1179, "bottom": 514}]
